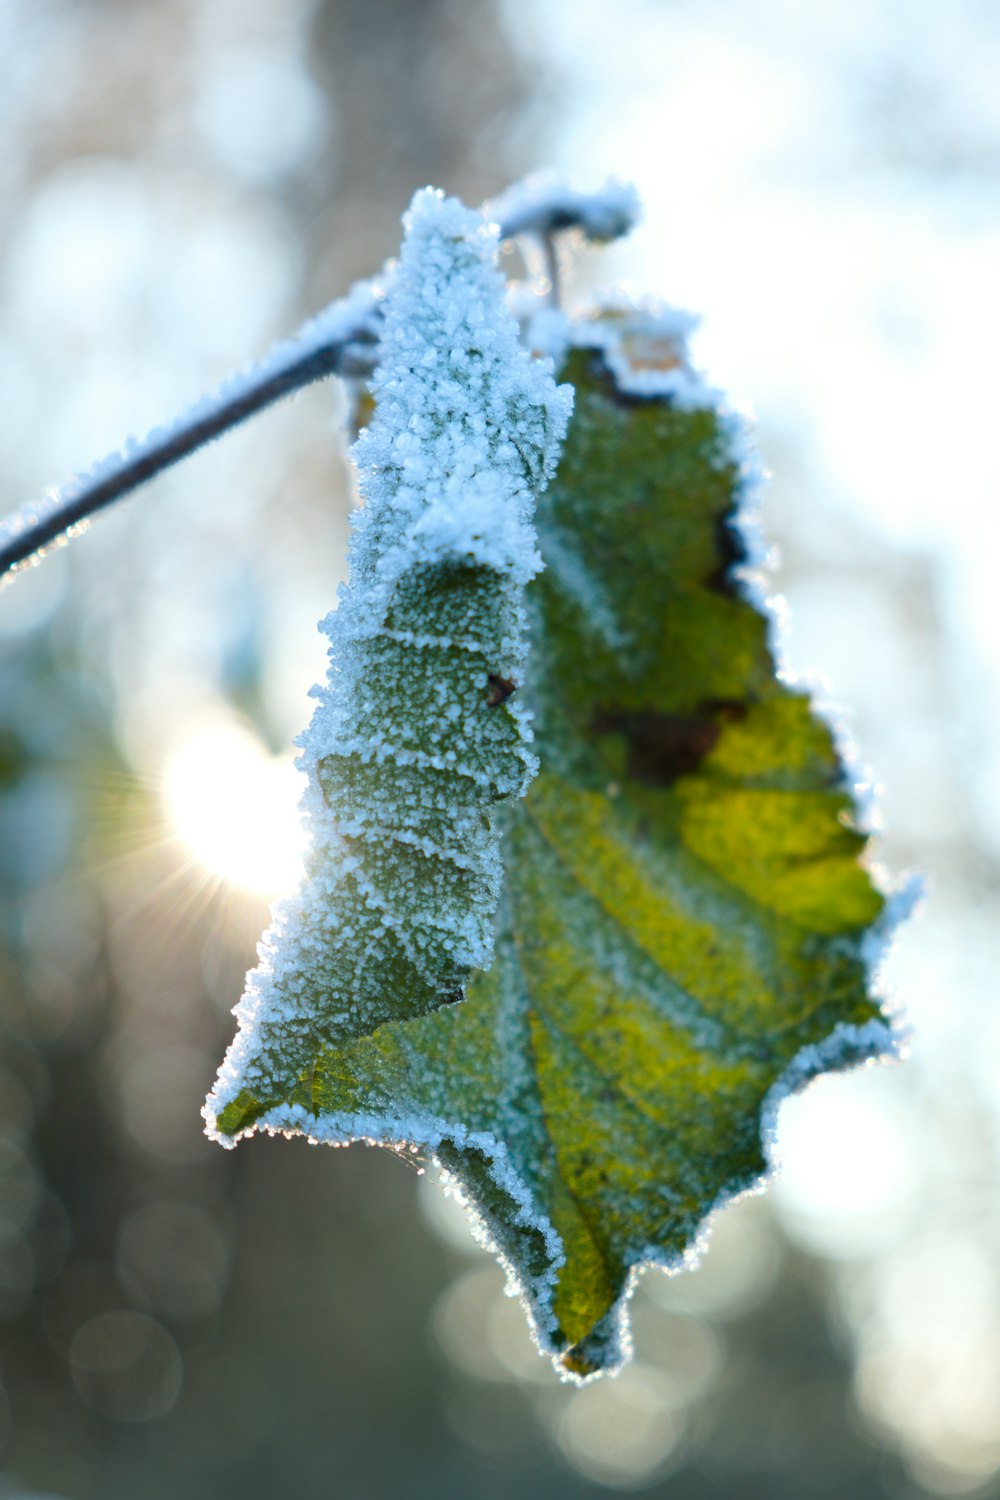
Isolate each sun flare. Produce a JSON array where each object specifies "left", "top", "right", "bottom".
[{"left": 162, "top": 713, "right": 306, "bottom": 898}]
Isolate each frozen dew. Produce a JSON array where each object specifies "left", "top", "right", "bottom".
[
  {"left": 430, "top": 1260, "right": 713, "bottom": 1462},
  {"left": 69, "top": 1310, "right": 182, "bottom": 1423},
  {"left": 487, "top": 172, "right": 640, "bottom": 244},
  {"left": 162, "top": 711, "right": 306, "bottom": 899},
  {"left": 553, "top": 1362, "right": 686, "bottom": 1489},
  {"left": 422, "top": 1182, "right": 553, "bottom": 1382},
  {"left": 206, "top": 187, "right": 571, "bottom": 1130},
  {"left": 417, "top": 1170, "right": 483, "bottom": 1255}
]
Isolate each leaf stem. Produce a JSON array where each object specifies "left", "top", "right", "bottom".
[{"left": 541, "top": 233, "right": 562, "bottom": 309}]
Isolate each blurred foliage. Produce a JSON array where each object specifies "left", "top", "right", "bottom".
[{"left": 0, "top": 0, "right": 991, "bottom": 1497}]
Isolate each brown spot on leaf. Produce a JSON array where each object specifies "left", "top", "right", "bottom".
[
  {"left": 593, "top": 701, "right": 747, "bottom": 786},
  {"left": 486, "top": 674, "right": 516, "bottom": 708},
  {"left": 701, "top": 698, "right": 749, "bottom": 724},
  {"left": 705, "top": 508, "right": 750, "bottom": 597}
]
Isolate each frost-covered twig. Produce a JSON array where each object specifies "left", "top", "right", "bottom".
[
  {"left": 0, "top": 281, "right": 382, "bottom": 581},
  {"left": 485, "top": 173, "right": 640, "bottom": 244},
  {"left": 487, "top": 174, "right": 640, "bottom": 313},
  {"left": 0, "top": 177, "right": 636, "bottom": 583}
]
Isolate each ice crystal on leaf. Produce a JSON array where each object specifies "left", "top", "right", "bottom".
[
  {"left": 205, "top": 189, "right": 571, "bottom": 1134},
  {"left": 486, "top": 172, "right": 641, "bottom": 244},
  {"left": 202, "top": 180, "right": 900, "bottom": 1382}
]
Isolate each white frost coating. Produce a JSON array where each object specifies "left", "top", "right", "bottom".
[
  {"left": 1, "top": 177, "right": 640, "bottom": 582},
  {"left": 583, "top": 289, "right": 912, "bottom": 1017},
  {"left": 0, "top": 277, "right": 382, "bottom": 576},
  {"left": 583, "top": 301, "right": 906, "bottom": 879},
  {"left": 344, "top": 189, "right": 571, "bottom": 625},
  {"left": 206, "top": 188, "right": 571, "bottom": 1128},
  {"left": 204, "top": 202, "right": 909, "bottom": 1384},
  {"left": 512, "top": 298, "right": 911, "bottom": 1381},
  {"left": 578, "top": 293, "right": 906, "bottom": 889},
  {"left": 549, "top": 1006, "right": 910, "bottom": 1383},
  {"left": 851, "top": 865, "right": 919, "bottom": 1069},
  {"left": 573, "top": 296, "right": 707, "bottom": 400},
  {"left": 486, "top": 172, "right": 641, "bottom": 245},
  {"left": 567, "top": 294, "right": 776, "bottom": 623},
  {"left": 208, "top": 1093, "right": 568, "bottom": 1349}
]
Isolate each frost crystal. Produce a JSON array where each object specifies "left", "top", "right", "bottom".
[
  {"left": 206, "top": 189, "right": 572, "bottom": 1132},
  {"left": 486, "top": 173, "right": 640, "bottom": 244}
]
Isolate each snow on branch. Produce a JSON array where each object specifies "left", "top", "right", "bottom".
[
  {"left": 0, "top": 279, "right": 382, "bottom": 582},
  {"left": 485, "top": 173, "right": 640, "bottom": 244},
  {"left": 0, "top": 176, "right": 636, "bottom": 583}
]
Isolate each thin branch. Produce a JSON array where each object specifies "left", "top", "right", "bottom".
[
  {"left": 0, "top": 282, "right": 382, "bottom": 581},
  {"left": 0, "top": 178, "right": 639, "bottom": 584},
  {"left": 540, "top": 234, "right": 562, "bottom": 310},
  {"left": 485, "top": 173, "right": 640, "bottom": 244}
]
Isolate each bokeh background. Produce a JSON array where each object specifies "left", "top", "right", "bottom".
[{"left": 0, "top": 0, "right": 998, "bottom": 1495}]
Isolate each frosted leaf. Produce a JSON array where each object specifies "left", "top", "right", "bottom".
[
  {"left": 204, "top": 297, "right": 898, "bottom": 1380},
  {"left": 205, "top": 189, "right": 572, "bottom": 1134},
  {"left": 199, "top": 184, "right": 899, "bottom": 1385},
  {"left": 0, "top": 176, "right": 639, "bottom": 582}
]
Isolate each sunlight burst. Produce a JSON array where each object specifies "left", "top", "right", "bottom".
[{"left": 162, "top": 713, "right": 306, "bottom": 898}]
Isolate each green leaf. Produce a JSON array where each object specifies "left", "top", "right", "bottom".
[
  {"left": 209, "top": 308, "right": 892, "bottom": 1379},
  {"left": 204, "top": 191, "right": 570, "bottom": 1130}
]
